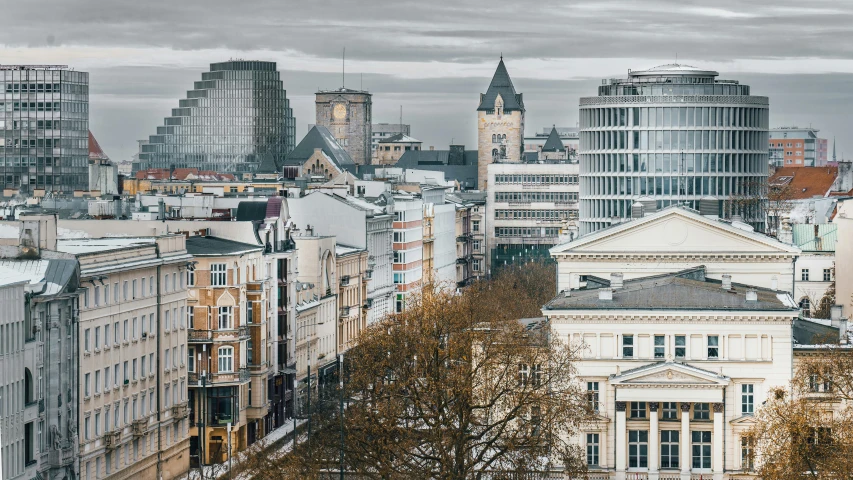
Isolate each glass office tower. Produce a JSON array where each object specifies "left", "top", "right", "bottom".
[
  {"left": 0, "top": 65, "right": 89, "bottom": 194},
  {"left": 578, "top": 64, "right": 769, "bottom": 234},
  {"left": 136, "top": 60, "right": 296, "bottom": 174}
]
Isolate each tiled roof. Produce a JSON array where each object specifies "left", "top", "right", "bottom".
[
  {"left": 185, "top": 236, "right": 263, "bottom": 256},
  {"left": 378, "top": 133, "right": 421, "bottom": 144},
  {"left": 792, "top": 223, "right": 837, "bottom": 252},
  {"left": 88, "top": 130, "right": 109, "bottom": 161},
  {"left": 541, "top": 126, "right": 564, "bottom": 152},
  {"left": 477, "top": 59, "right": 524, "bottom": 112},
  {"left": 769, "top": 166, "right": 837, "bottom": 199},
  {"left": 545, "top": 268, "right": 796, "bottom": 312},
  {"left": 284, "top": 126, "right": 354, "bottom": 168}
]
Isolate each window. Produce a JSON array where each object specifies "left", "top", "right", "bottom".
[
  {"left": 472, "top": 220, "right": 480, "bottom": 232},
  {"left": 622, "top": 335, "right": 634, "bottom": 358},
  {"left": 85, "top": 373, "right": 90, "bottom": 397},
  {"left": 473, "top": 240, "right": 480, "bottom": 251},
  {"left": 173, "top": 272, "right": 178, "bottom": 290},
  {"left": 132, "top": 279, "right": 137, "bottom": 298},
  {"left": 218, "top": 347, "right": 234, "bottom": 372},
  {"left": 113, "top": 322, "right": 119, "bottom": 344},
  {"left": 141, "top": 356, "right": 146, "bottom": 377},
  {"left": 518, "top": 364, "right": 529, "bottom": 386},
  {"left": 123, "top": 319, "right": 128, "bottom": 341},
  {"left": 662, "top": 402, "right": 678, "bottom": 420},
  {"left": 165, "top": 385, "right": 170, "bottom": 408},
  {"left": 801, "top": 269, "right": 810, "bottom": 281},
  {"left": 104, "top": 366, "right": 110, "bottom": 390},
  {"left": 661, "top": 430, "right": 680, "bottom": 469},
  {"left": 587, "top": 382, "right": 599, "bottom": 412},
  {"left": 247, "top": 340, "right": 254, "bottom": 365},
  {"left": 113, "top": 282, "right": 119, "bottom": 303},
  {"left": 707, "top": 335, "right": 719, "bottom": 359},
  {"left": 692, "top": 431, "right": 712, "bottom": 469},
  {"left": 165, "top": 348, "right": 170, "bottom": 370},
  {"left": 165, "top": 274, "right": 170, "bottom": 292},
  {"left": 132, "top": 317, "right": 138, "bottom": 339},
  {"left": 84, "top": 328, "right": 91, "bottom": 351},
  {"left": 218, "top": 307, "right": 233, "bottom": 329},
  {"left": 95, "top": 326, "right": 101, "bottom": 349},
  {"left": 94, "top": 285, "right": 100, "bottom": 306},
  {"left": 800, "top": 297, "right": 811, "bottom": 312},
  {"left": 141, "top": 277, "right": 146, "bottom": 297},
  {"left": 586, "top": 433, "right": 600, "bottom": 466},
  {"left": 123, "top": 362, "right": 128, "bottom": 383},
  {"left": 694, "top": 403, "right": 710, "bottom": 420},
  {"left": 187, "top": 269, "right": 195, "bottom": 286},
  {"left": 654, "top": 335, "right": 665, "bottom": 358},
  {"left": 95, "top": 371, "right": 100, "bottom": 394},
  {"left": 675, "top": 335, "right": 686, "bottom": 358},
  {"left": 114, "top": 364, "right": 119, "bottom": 387},
  {"left": 741, "top": 436, "right": 754, "bottom": 471},
  {"left": 149, "top": 276, "right": 154, "bottom": 295},
  {"left": 105, "top": 324, "right": 110, "bottom": 347},
  {"left": 741, "top": 384, "right": 754, "bottom": 414},
  {"left": 164, "top": 310, "right": 170, "bottom": 330},
  {"left": 211, "top": 263, "right": 227, "bottom": 286},
  {"left": 85, "top": 416, "right": 90, "bottom": 440},
  {"left": 188, "top": 347, "right": 195, "bottom": 372},
  {"left": 630, "top": 401, "right": 646, "bottom": 419},
  {"left": 823, "top": 268, "right": 832, "bottom": 281},
  {"left": 628, "top": 430, "right": 649, "bottom": 468}
]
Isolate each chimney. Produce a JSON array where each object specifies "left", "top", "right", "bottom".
[
  {"left": 745, "top": 290, "right": 758, "bottom": 302},
  {"left": 598, "top": 288, "right": 613, "bottom": 301},
  {"left": 563, "top": 289, "right": 571, "bottom": 298},
  {"left": 610, "top": 273, "right": 624, "bottom": 290},
  {"left": 721, "top": 274, "right": 732, "bottom": 290},
  {"left": 830, "top": 305, "right": 848, "bottom": 343},
  {"left": 778, "top": 216, "right": 793, "bottom": 244},
  {"left": 429, "top": 146, "right": 435, "bottom": 151}
]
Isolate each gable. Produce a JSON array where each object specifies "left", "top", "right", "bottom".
[
  {"left": 619, "top": 367, "right": 720, "bottom": 386},
  {"left": 554, "top": 208, "right": 799, "bottom": 255},
  {"left": 217, "top": 290, "right": 236, "bottom": 306}
]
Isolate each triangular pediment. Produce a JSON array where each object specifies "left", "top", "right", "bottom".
[
  {"left": 551, "top": 207, "right": 800, "bottom": 255},
  {"left": 611, "top": 361, "right": 730, "bottom": 387}
]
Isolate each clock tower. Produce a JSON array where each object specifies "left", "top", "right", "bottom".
[
  {"left": 477, "top": 58, "right": 525, "bottom": 190},
  {"left": 315, "top": 88, "right": 373, "bottom": 165}
]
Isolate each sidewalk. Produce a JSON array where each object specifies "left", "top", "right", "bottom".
[{"left": 180, "top": 418, "right": 307, "bottom": 480}]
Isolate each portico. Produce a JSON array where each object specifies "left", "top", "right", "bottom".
[{"left": 611, "top": 362, "right": 728, "bottom": 480}]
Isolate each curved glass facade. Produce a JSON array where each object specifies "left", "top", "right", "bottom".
[
  {"left": 579, "top": 65, "right": 769, "bottom": 234},
  {"left": 0, "top": 66, "right": 89, "bottom": 194},
  {"left": 136, "top": 61, "right": 296, "bottom": 174}
]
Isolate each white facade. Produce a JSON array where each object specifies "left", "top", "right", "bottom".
[
  {"left": 834, "top": 199, "right": 853, "bottom": 322},
  {"left": 486, "top": 162, "right": 580, "bottom": 270},
  {"left": 432, "top": 203, "right": 457, "bottom": 286},
  {"left": 543, "top": 266, "right": 799, "bottom": 479},
  {"left": 0, "top": 270, "right": 31, "bottom": 480},
  {"left": 392, "top": 195, "right": 424, "bottom": 312},
  {"left": 551, "top": 207, "right": 800, "bottom": 294}
]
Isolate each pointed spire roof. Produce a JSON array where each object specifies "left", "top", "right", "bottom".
[
  {"left": 541, "top": 126, "right": 564, "bottom": 152},
  {"left": 477, "top": 58, "right": 524, "bottom": 112},
  {"left": 284, "top": 125, "right": 355, "bottom": 169}
]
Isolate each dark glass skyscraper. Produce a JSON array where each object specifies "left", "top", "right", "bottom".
[
  {"left": 135, "top": 60, "right": 296, "bottom": 174},
  {"left": 1, "top": 65, "right": 89, "bottom": 194}
]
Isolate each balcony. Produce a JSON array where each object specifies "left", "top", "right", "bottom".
[
  {"left": 103, "top": 430, "right": 121, "bottom": 449},
  {"left": 188, "top": 329, "right": 213, "bottom": 343},
  {"left": 172, "top": 402, "right": 189, "bottom": 419},
  {"left": 132, "top": 418, "right": 148, "bottom": 437},
  {"left": 209, "top": 368, "right": 250, "bottom": 384},
  {"left": 340, "top": 275, "right": 350, "bottom": 286},
  {"left": 340, "top": 306, "right": 351, "bottom": 317}
]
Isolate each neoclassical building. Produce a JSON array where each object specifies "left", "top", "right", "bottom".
[{"left": 544, "top": 268, "right": 797, "bottom": 479}]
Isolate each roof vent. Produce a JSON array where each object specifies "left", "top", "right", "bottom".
[
  {"left": 631, "top": 202, "right": 644, "bottom": 218},
  {"left": 598, "top": 288, "right": 613, "bottom": 301},
  {"left": 611, "top": 273, "right": 624, "bottom": 290},
  {"left": 562, "top": 289, "right": 571, "bottom": 298},
  {"left": 745, "top": 290, "right": 758, "bottom": 302},
  {"left": 721, "top": 274, "right": 732, "bottom": 290}
]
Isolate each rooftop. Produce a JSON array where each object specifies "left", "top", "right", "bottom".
[
  {"left": 792, "top": 223, "right": 837, "bottom": 252},
  {"left": 629, "top": 63, "right": 719, "bottom": 77},
  {"left": 285, "top": 125, "right": 355, "bottom": 168},
  {"left": 477, "top": 59, "right": 524, "bottom": 112},
  {"left": 0, "top": 265, "right": 33, "bottom": 288},
  {"left": 0, "top": 259, "right": 78, "bottom": 295},
  {"left": 378, "top": 133, "right": 421, "bottom": 144},
  {"left": 335, "top": 244, "right": 364, "bottom": 256},
  {"left": 185, "top": 236, "right": 263, "bottom": 256},
  {"left": 57, "top": 237, "right": 157, "bottom": 254},
  {"left": 769, "top": 166, "right": 838, "bottom": 199},
  {"left": 545, "top": 267, "right": 797, "bottom": 312}
]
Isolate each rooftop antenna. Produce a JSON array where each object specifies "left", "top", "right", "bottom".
[
  {"left": 360, "top": 73, "right": 363, "bottom": 91},
  {"left": 342, "top": 47, "right": 345, "bottom": 89},
  {"left": 400, "top": 105, "right": 403, "bottom": 135}
]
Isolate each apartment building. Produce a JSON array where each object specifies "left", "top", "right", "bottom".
[
  {"left": 184, "top": 236, "right": 265, "bottom": 464},
  {"left": 335, "top": 245, "right": 369, "bottom": 353},
  {"left": 392, "top": 194, "right": 424, "bottom": 312},
  {"left": 57, "top": 235, "right": 192, "bottom": 480},
  {"left": 292, "top": 234, "right": 339, "bottom": 410}
]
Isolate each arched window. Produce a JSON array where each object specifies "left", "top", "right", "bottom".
[
  {"left": 799, "top": 297, "right": 811, "bottom": 314},
  {"left": 502, "top": 134, "right": 507, "bottom": 142},
  {"left": 218, "top": 347, "right": 234, "bottom": 373},
  {"left": 492, "top": 149, "right": 499, "bottom": 160},
  {"left": 24, "top": 368, "right": 33, "bottom": 404}
]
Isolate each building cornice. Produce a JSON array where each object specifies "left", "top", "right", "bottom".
[
  {"left": 547, "top": 313, "right": 794, "bottom": 324},
  {"left": 551, "top": 252, "right": 796, "bottom": 262}
]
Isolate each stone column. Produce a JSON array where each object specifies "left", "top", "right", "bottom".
[
  {"left": 680, "top": 403, "right": 691, "bottom": 480},
  {"left": 615, "top": 401, "right": 627, "bottom": 480},
  {"left": 713, "top": 403, "right": 724, "bottom": 480},
  {"left": 649, "top": 402, "right": 660, "bottom": 480}
]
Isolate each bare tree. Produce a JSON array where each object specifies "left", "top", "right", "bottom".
[
  {"left": 244, "top": 264, "right": 589, "bottom": 479},
  {"left": 747, "top": 338, "right": 853, "bottom": 479}
]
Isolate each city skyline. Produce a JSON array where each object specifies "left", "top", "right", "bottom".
[{"left": 3, "top": 0, "right": 853, "bottom": 162}]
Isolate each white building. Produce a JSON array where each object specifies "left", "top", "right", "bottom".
[
  {"left": 544, "top": 268, "right": 798, "bottom": 480},
  {"left": 551, "top": 206, "right": 800, "bottom": 294},
  {"left": 391, "top": 193, "right": 424, "bottom": 312},
  {"left": 787, "top": 223, "right": 836, "bottom": 315}
]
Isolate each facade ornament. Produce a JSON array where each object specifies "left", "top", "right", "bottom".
[
  {"left": 648, "top": 402, "right": 659, "bottom": 412},
  {"left": 51, "top": 424, "right": 63, "bottom": 451},
  {"left": 713, "top": 403, "right": 724, "bottom": 413},
  {"left": 615, "top": 401, "right": 627, "bottom": 412},
  {"left": 680, "top": 402, "right": 692, "bottom": 412}
]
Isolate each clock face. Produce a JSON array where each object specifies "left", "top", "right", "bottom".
[{"left": 333, "top": 103, "right": 347, "bottom": 121}]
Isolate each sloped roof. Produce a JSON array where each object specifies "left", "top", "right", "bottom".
[
  {"left": 769, "top": 166, "right": 838, "bottom": 199},
  {"left": 793, "top": 318, "right": 839, "bottom": 345},
  {"left": 792, "top": 223, "right": 837, "bottom": 252},
  {"left": 541, "top": 126, "right": 564, "bottom": 152},
  {"left": 88, "top": 130, "right": 110, "bottom": 161},
  {"left": 545, "top": 268, "right": 796, "bottom": 312},
  {"left": 236, "top": 202, "right": 268, "bottom": 222},
  {"left": 397, "top": 149, "right": 478, "bottom": 167},
  {"left": 284, "top": 125, "right": 354, "bottom": 168},
  {"left": 378, "top": 133, "right": 421, "bottom": 144},
  {"left": 477, "top": 59, "right": 524, "bottom": 112},
  {"left": 256, "top": 155, "right": 281, "bottom": 174},
  {"left": 185, "top": 236, "right": 263, "bottom": 256}
]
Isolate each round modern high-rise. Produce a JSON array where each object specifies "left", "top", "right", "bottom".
[{"left": 578, "top": 64, "right": 769, "bottom": 235}]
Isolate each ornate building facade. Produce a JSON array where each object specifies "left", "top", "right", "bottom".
[
  {"left": 315, "top": 88, "right": 373, "bottom": 165},
  {"left": 477, "top": 58, "right": 525, "bottom": 190}
]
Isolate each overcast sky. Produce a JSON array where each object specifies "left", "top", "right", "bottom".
[{"left": 4, "top": 0, "right": 853, "bottom": 162}]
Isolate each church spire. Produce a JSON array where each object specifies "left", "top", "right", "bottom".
[{"left": 477, "top": 57, "right": 525, "bottom": 112}]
